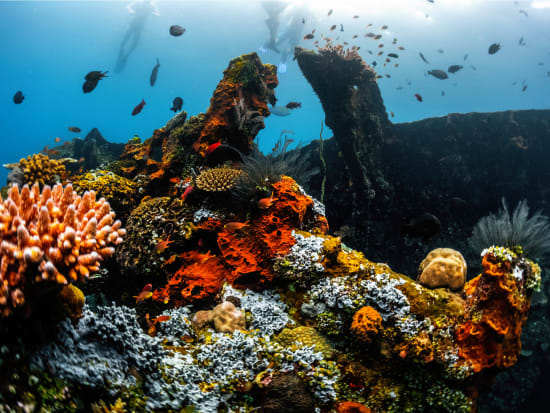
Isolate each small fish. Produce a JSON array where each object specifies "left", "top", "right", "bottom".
[
  {"left": 156, "top": 236, "right": 174, "bottom": 253},
  {"left": 378, "top": 44, "right": 384, "bottom": 48},
  {"left": 428, "top": 69, "right": 448, "bottom": 80},
  {"left": 419, "top": 52, "right": 430, "bottom": 64},
  {"left": 381, "top": 25, "right": 388, "bottom": 30},
  {"left": 398, "top": 46, "right": 405, "bottom": 50},
  {"left": 387, "top": 53, "right": 399, "bottom": 58},
  {"left": 518, "top": 9, "right": 528, "bottom": 17},
  {"left": 302, "top": 18, "right": 305, "bottom": 24},
  {"left": 78, "top": 157, "right": 85, "bottom": 163},
  {"left": 522, "top": 85, "right": 528, "bottom": 92},
  {"left": 396, "top": 85, "right": 403, "bottom": 90},
  {"left": 82, "top": 70, "right": 107, "bottom": 93},
  {"left": 441, "top": 90, "right": 445, "bottom": 96},
  {"left": 436, "top": 48, "right": 444, "bottom": 54},
  {"left": 374, "top": 34, "right": 382, "bottom": 40},
  {"left": 328, "top": 9, "right": 333, "bottom": 16},
  {"left": 488, "top": 43, "right": 501, "bottom": 55},
  {"left": 169, "top": 177, "right": 181, "bottom": 184},
  {"left": 390, "top": 111, "right": 395, "bottom": 117},
  {"left": 518, "top": 36, "right": 526, "bottom": 46},
  {"left": 162, "top": 254, "right": 178, "bottom": 266},
  {"left": 304, "top": 33, "right": 314, "bottom": 40},
  {"left": 54, "top": 137, "right": 61, "bottom": 143},
  {"left": 463, "top": 53, "right": 469, "bottom": 60},
  {"left": 377, "top": 51, "right": 383, "bottom": 56},
  {"left": 366, "top": 32, "right": 375, "bottom": 38},
  {"left": 224, "top": 222, "right": 249, "bottom": 231},
  {"left": 181, "top": 185, "right": 194, "bottom": 202},
  {"left": 402, "top": 212, "right": 441, "bottom": 239},
  {"left": 154, "top": 315, "right": 171, "bottom": 323},
  {"left": 41, "top": 145, "right": 49, "bottom": 154},
  {"left": 353, "top": 15, "right": 359, "bottom": 19},
  {"left": 372, "top": 61, "right": 377, "bottom": 67},
  {"left": 353, "top": 35, "right": 358, "bottom": 39},
  {"left": 448, "top": 65, "right": 463, "bottom": 73},
  {"left": 258, "top": 192, "right": 278, "bottom": 209},
  {"left": 340, "top": 24, "right": 344, "bottom": 32},
  {"left": 13, "top": 91, "right": 24, "bottom": 104},
  {"left": 205, "top": 140, "right": 222, "bottom": 155},
  {"left": 426, "top": 0, "right": 434, "bottom": 3},
  {"left": 134, "top": 283, "right": 153, "bottom": 303},
  {"left": 385, "top": 74, "right": 391, "bottom": 78},
  {"left": 414, "top": 93, "right": 423, "bottom": 102},
  {"left": 68, "top": 126, "right": 81, "bottom": 133},
  {"left": 330, "top": 24, "right": 337, "bottom": 31},
  {"left": 169, "top": 25, "right": 185, "bottom": 36},
  {"left": 132, "top": 99, "right": 146, "bottom": 116},
  {"left": 150, "top": 58, "right": 160, "bottom": 86},
  {"left": 285, "top": 101, "right": 301, "bottom": 109},
  {"left": 470, "top": 64, "right": 477, "bottom": 71},
  {"left": 171, "top": 97, "right": 183, "bottom": 112}
]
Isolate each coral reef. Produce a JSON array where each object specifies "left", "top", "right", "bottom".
[
  {"left": 0, "top": 183, "right": 124, "bottom": 317},
  {"left": 351, "top": 306, "right": 382, "bottom": 343},
  {"left": 192, "top": 300, "right": 246, "bottom": 333}
]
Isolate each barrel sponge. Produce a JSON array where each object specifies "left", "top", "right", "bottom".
[{"left": 417, "top": 248, "right": 467, "bottom": 291}]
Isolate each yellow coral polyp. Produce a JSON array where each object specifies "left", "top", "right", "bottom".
[
  {"left": 18, "top": 153, "right": 66, "bottom": 186},
  {"left": 195, "top": 167, "right": 242, "bottom": 192},
  {"left": 72, "top": 170, "right": 138, "bottom": 200},
  {"left": 0, "top": 183, "right": 125, "bottom": 317},
  {"left": 351, "top": 306, "right": 382, "bottom": 343}
]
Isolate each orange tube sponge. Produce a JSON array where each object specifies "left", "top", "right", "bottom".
[
  {"left": 0, "top": 183, "right": 125, "bottom": 317},
  {"left": 351, "top": 306, "right": 382, "bottom": 343},
  {"left": 337, "top": 401, "right": 372, "bottom": 413}
]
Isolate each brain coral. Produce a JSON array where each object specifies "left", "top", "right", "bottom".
[
  {"left": 0, "top": 183, "right": 125, "bottom": 317},
  {"left": 417, "top": 248, "right": 467, "bottom": 291}
]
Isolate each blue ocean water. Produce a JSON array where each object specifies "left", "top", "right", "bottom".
[{"left": 1, "top": 0, "right": 549, "bottom": 185}]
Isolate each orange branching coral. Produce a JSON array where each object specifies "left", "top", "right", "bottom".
[
  {"left": 152, "top": 251, "right": 229, "bottom": 306},
  {"left": 455, "top": 248, "right": 533, "bottom": 373},
  {"left": 351, "top": 306, "right": 382, "bottom": 343},
  {"left": 337, "top": 401, "right": 372, "bottom": 413},
  {"left": 0, "top": 183, "right": 125, "bottom": 317}
]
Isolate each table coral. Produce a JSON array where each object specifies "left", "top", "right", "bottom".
[{"left": 0, "top": 183, "right": 124, "bottom": 317}]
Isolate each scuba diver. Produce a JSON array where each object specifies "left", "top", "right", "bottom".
[
  {"left": 114, "top": 0, "right": 160, "bottom": 73},
  {"left": 259, "top": 1, "right": 309, "bottom": 74}
]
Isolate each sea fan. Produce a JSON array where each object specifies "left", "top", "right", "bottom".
[{"left": 470, "top": 198, "right": 550, "bottom": 258}]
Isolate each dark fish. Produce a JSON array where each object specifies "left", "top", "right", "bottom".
[
  {"left": 519, "top": 9, "right": 528, "bottom": 17},
  {"left": 378, "top": 44, "right": 384, "bottom": 48},
  {"left": 470, "top": 64, "right": 477, "bottom": 71},
  {"left": 428, "top": 69, "right": 448, "bottom": 79},
  {"left": 463, "top": 53, "right": 469, "bottom": 60},
  {"left": 330, "top": 25, "right": 336, "bottom": 31},
  {"left": 374, "top": 34, "right": 382, "bottom": 40},
  {"left": 538, "top": 62, "right": 544, "bottom": 66},
  {"left": 150, "top": 58, "right": 160, "bottom": 87},
  {"left": 13, "top": 91, "right": 24, "bottom": 104},
  {"left": 366, "top": 32, "right": 375, "bottom": 38},
  {"left": 372, "top": 61, "right": 377, "bottom": 67},
  {"left": 437, "top": 48, "right": 444, "bottom": 54},
  {"left": 353, "top": 15, "right": 359, "bottom": 19},
  {"left": 170, "top": 97, "right": 183, "bottom": 112},
  {"left": 448, "top": 65, "right": 463, "bottom": 73},
  {"left": 519, "top": 36, "right": 526, "bottom": 46},
  {"left": 388, "top": 53, "right": 399, "bottom": 58},
  {"left": 381, "top": 25, "right": 388, "bottom": 30},
  {"left": 402, "top": 212, "right": 441, "bottom": 239},
  {"left": 285, "top": 101, "right": 301, "bottom": 109},
  {"left": 414, "top": 93, "right": 423, "bottom": 102},
  {"left": 82, "top": 70, "right": 107, "bottom": 93},
  {"left": 419, "top": 52, "right": 430, "bottom": 64},
  {"left": 426, "top": 0, "right": 435, "bottom": 3},
  {"left": 169, "top": 25, "right": 185, "bottom": 36},
  {"left": 340, "top": 24, "right": 344, "bottom": 32},
  {"left": 68, "top": 126, "right": 81, "bottom": 133},
  {"left": 353, "top": 35, "right": 358, "bottom": 39},
  {"left": 396, "top": 85, "right": 403, "bottom": 90},
  {"left": 304, "top": 33, "right": 314, "bottom": 40},
  {"left": 302, "top": 18, "right": 305, "bottom": 24},
  {"left": 488, "top": 43, "right": 501, "bottom": 54},
  {"left": 398, "top": 46, "right": 405, "bottom": 50},
  {"left": 328, "top": 9, "right": 333, "bottom": 16},
  {"left": 522, "top": 85, "right": 528, "bottom": 92},
  {"left": 441, "top": 90, "right": 445, "bottom": 96},
  {"left": 132, "top": 99, "right": 146, "bottom": 116}
]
